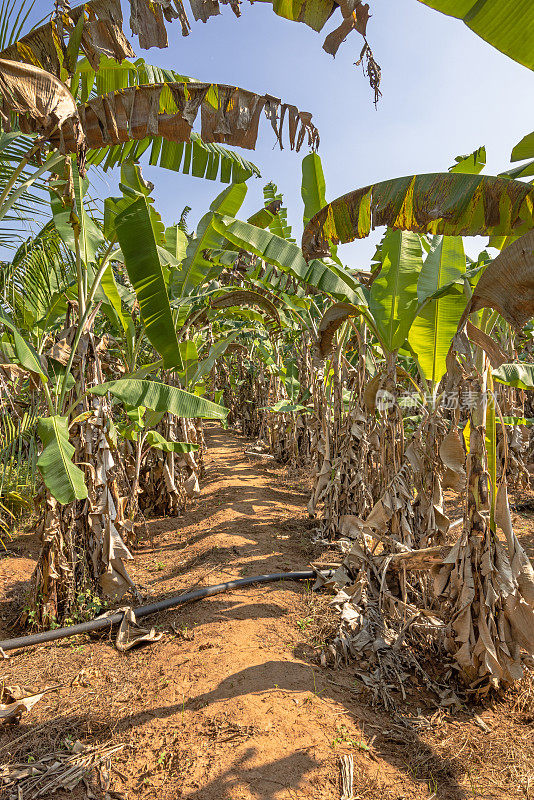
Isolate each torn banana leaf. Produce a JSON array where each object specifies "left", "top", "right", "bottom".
[
  {"left": 89, "top": 133, "right": 261, "bottom": 184},
  {"left": 0, "top": 59, "right": 85, "bottom": 163},
  {"left": 43, "top": 81, "right": 319, "bottom": 155},
  {"left": 0, "top": 0, "right": 134, "bottom": 76},
  {"left": 129, "top": 0, "right": 372, "bottom": 56},
  {"left": 301, "top": 173, "right": 534, "bottom": 262},
  {"left": 0, "top": 0, "right": 370, "bottom": 76}
]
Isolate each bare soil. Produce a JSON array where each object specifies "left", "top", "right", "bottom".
[{"left": 0, "top": 424, "right": 533, "bottom": 800}]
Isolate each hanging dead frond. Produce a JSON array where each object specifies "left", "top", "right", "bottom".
[
  {"left": 37, "top": 81, "right": 319, "bottom": 154},
  {"left": 316, "top": 302, "right": 362, "bottom": 358},
  {"left": 0, "top": 0, "right": 135, "bottom": 75},
  {"left": 323, "top": 0, "right": 370, "bottom": 56},
  {"left": 355, "top": 40, "right": 382, "bottom": 106},
  {"left": 157, "top": 0, "right": 373, "bottom": 58},
  {"left": 0, "top": 58, "right": 86, "bottom": 168},
  {"left": 457, "top": 229, "right": 534, "bottom": 334},
  {"left": 439, "top": 425, "right": 466, "bottom": 492},
  {"left": 0, "top": 0, "right": 374, "bottom": 76},
  {"left": 211, "top": 289, "right": 281, "bottom": 332},
  {"left": 464, "top": 321, "right": 508, "bottom": 368}
]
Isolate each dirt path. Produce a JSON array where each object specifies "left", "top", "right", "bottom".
[{"left": 0, "top": 425, "right": 532, "bottom": 800}]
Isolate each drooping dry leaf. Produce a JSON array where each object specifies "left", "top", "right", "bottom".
[
  {"left": 43, "top": 82, "right": 318, "bottom": 154},
  {"left": 130, "top": 0, "right": 169, "bottom": 48},
  {"left": 495, "top": 482, "right": 534, "bottom": 606},
  {"left": 316, "top": 302, "right": 362, "bottom": 357},
  {"left": 323, "top": 0, "right": 370, "bottom": 56},
  {"left": 458, "top": 229, "right": 534, "bottom": 333},
  {"left": 0, "top": 58, "right": 84, "bottom": 160},
  {"left": 0, "top": 0, "right": 134, "bottom": 74},
  {"left": 464, "top": 321, "right": 508, "bottom": 368},
  {"left": 211, "top": 290, "right": 281, "bottom": 331},
  {"left": 46, "top": 338, "right": 73, "bottom": 366},
  {"left": 362, "top": 372, "right": 382, "bottom": 412},
  {"left": 439, "top": 426, "right": 466, "bottom": 491},
  {"left": 184, "top": 470, "right": 200, "bottom": 497},
  {"left": 115, "top": 607, "right": 163, "bottom": 651}
]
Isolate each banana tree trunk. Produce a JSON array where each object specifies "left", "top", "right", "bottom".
[{"left": 26, "top": 336, "right": 136, "bottom": 628}]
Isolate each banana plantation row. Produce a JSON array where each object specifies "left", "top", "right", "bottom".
[{"left": 0, "top": 0, "right": 533, "bottom": 708}]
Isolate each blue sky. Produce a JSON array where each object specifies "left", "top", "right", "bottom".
[{"left": 27, "top": 0, "right": 534, "bottom": 265}]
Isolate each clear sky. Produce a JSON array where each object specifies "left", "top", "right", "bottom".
[{"left": 22, "top": 0, "right": 534, "bottom": 266}]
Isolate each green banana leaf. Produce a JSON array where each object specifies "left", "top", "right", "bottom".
[
  {"left": 89, "top": 133, "right": 260, "bottom": 185},
  {"left": 301, "top": 153, "right": 327, "bottom": 226},
  {"left": 144, "top": 431, "right": 199, "bottom": 453},
  {"left": 174, "top": 183, "right": 247, "bottom": 297},
  {"left": 408, "top": 235, "right": 467, "bottom": 383},
  {"left": 247, "top": 206, "right": 276, "bottom": 229},
  {"left": 99, "top": 264, "right": 128, "bottom": 332},
  {"left": 512, "top": 131, "right": 534, "bottom": 162},
  {"left": 163, "top": 224, "right": 188, "bottom": 263},
  {"left": 301, "top": 173, "right": 534, "bottom": 260},
  {"left": 369, "top": 229, "right": 422, "bottom": 353},
  {"left": 266, "top": 400, "right": 313, "bottom": 414},
  {"left": 89, "top": 379, "right": 229, "bottom": 419},
  {"left": 493, "top": 363, "right": 534, "bottom": 390},
  {"left": 37, "top": 415, "right": 88, "bottom": 505},
  {"left": 212, "top": 215, "right": 363, "bottom": 303},
  {"left": 114, "top": 196, "right": 183, "bottom": 371},
  {"left": 0, "top": 312, "right": 48, "bottom": 382},
  {"left": 502, "top": 416, "right": 534, "bottom": 426},
  {"left": 507, "top": 131, "right": 534, "bottom": 179},
  {"left": 417, "top": 0, "right": 534, "bottom": 70},
  {"left": 263, "top": 183, "right": 294, "bottom": 242},
  {"left": 188, "top": 331, "right": 241, "bottom": 386},
  {"left": 449, "top": 147, "right": 486, "bottom": 175},
  {"left": 178, "top": 339, "right": 199, "bottom": 389}
]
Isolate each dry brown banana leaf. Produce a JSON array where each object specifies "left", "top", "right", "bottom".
[
  {"left": 464, "top": 321, "right": 508, "bottom": 367},
  {"left": 38, "top": 82, "right": 318, "bottom": 154},
  {"left": 153, "top": 0, "right": 372, "bottom": 55},
  {"left": 225, "top": 342, "right": 248, "bottom": 356},
  {"left": 0, "top": 0, "right": 370, "bottom": 76},
  {"left": 0, "top": 0, "right": 134, "bottom": 75},
  {"left": 211, "top": 290, "right": 281, "bottom": 330},
  {"left": 0, "top": 685, "right": 60, "bottom": 724},
  {"left": 0, "top": 58, "right": 85, "bottom": 160},
  {"left": 439, "top": 426, "right": 466, "bottom": 492},
  {"left": 457, "top": 229, "right": 534, "bottom": 333},
  {"left": 302, "top": 174, "right": 534, "bottom": 262},
  {"left": 316, "top": 302, "right": 362, "bottom": 358},
  {"left": 115, "top": 607, "right": 163, "bottom": 651}
]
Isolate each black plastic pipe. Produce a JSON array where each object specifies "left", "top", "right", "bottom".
[{"left": 0, "top": 570, "right": 317, "bottom": 653}]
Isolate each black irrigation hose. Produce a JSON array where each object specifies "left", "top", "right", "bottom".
[{"left": 0, "top": 570, "right": 317, "bottom": 653}]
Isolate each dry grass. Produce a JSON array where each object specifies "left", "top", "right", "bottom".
[
  {"left": 295, "top": 584, "right": 340, "bottom": 651},
  {"left": 396, "top": 672, "right": 534, "bottom": 800}
]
